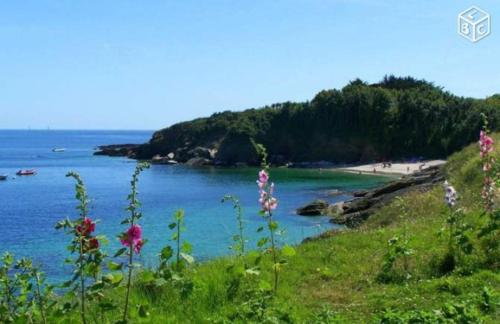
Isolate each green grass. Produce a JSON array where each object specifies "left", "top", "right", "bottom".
[{"left": 49, "top": 135, "right": 500, "bottom": 323}]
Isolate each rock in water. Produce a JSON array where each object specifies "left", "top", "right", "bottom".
[
  {"left": 186, "top": 157, "right": 212, "bottom": 166},
  {"left": 296, "top": 200, "right": 329, "bottom": 216},
  {"left": 93, "top": 144, "right": 140, "bottom": 157}
]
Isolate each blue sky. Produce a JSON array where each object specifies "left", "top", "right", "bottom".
[{"left": 0, "top": 0, "right": 499, "bottom": 130}]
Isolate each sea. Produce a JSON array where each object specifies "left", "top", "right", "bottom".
[{"left": 0, "top": 130, "right": 390, "bottom": 282}]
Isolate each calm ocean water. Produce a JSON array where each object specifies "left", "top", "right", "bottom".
[{"left": 0, "top": 130, "right": 389, "bottom": 282}]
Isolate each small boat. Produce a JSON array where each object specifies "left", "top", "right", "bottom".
[
  {"left": 52, "top": 148, "right": 66, "bottom": 152},
  {"left": 0, "top": 175, "right": 7, "bottom": 181},
  {"left": 16, "top": 169, "right": 37, "bottom": 176}
]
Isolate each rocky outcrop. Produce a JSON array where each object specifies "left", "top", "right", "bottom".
[
  {"left": 296, "top": 200, "right": 330, "bottom": 216},
  {"left": 96, "top": 143, "right": 218, "bottom": 167},
  {"left": 151, "top": 154, "right": 179, "bottom": 164},
  {"left": 185, "top": 157, "right": 213, "bottom": 166},
  {"left": 187, "top": 147, "right": 216, "bottom": 160},
  {"left": 94, "top": 144, "right": 140, "bottom": 157},
  {"left": 296, "top": 165, "right": 444, "bottom": 226},
  {"left": 333, "top": 165, "right": 444, "bottom": 226}
]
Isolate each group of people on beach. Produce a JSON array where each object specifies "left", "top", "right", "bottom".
[{"left": 372, "top": 161, "right": 426, "bottom": 174}]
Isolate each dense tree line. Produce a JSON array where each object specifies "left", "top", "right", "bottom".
[{"left": 135, "top": 76, "right": 500, "bottom": 164}]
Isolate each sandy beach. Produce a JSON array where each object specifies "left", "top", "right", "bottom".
[{"left": 335, "top": 160, "right": 446, "bottom": 176}]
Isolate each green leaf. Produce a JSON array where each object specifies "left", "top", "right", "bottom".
[
  {"left": 248, "top": 250, "right": 260, "bottom": 259},
  {"left": 256, "top": 226, "right": 264, "bottom": 233},
  {"left": 160, "top": 246, "right": 173, "bottom": 261},
  {"left": 168, "top": 222, "right": 177, "bottom": 230},
  {"left": 181, "top": 241, "right": 192, "bottom": 254},
  {"left": 282, "top": 245, "right": 296, "bottom": 257},
  {"left": 140, "top": 271, "right": 155, "bottom": 283},
  {"left": 258, "top": 280, "right": 272, "bottom": 291},
  {"left": 269, "top": 221, "right": 278, "bottom": 231},
  {"left": 257, "top": 237, "right": 268, "bottom": 247},
  {"left": 96, "top": 235, "right": 109, "bottom": 245},
  {"left": 113, "top": 248, "right": 127, "bottom": 258},
  {"left": 107, "top": 261, "right": 123, "bottom": 271},
  {"left": 103, "top": 273, "right": 124, "bottom": 286},
  {"left": 111, "top": 273, "right": 124, "bottom": 285},
  {"left": 232, "top": 264, "right": 245, "bottom": 276},
  {"left": 180, "top": 252, "right": 194, "bottom": 264},
  {"left": 174, "top": 209, "right": 185, "bottom": 221}
]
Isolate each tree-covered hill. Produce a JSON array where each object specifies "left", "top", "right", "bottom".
[{"left": 133, "top": 76, "right": 500, "bottom": 165}]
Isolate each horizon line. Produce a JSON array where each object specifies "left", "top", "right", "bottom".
[{"left": 0, "top": 128, "right": 156, "bottom": 132}]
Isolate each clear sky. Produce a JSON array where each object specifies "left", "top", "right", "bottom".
[{"left": 1, "top": 0, "right": 499, "bottom": 130}]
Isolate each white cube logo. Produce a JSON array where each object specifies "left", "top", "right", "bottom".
[{"left": 458, "top": 6, "right": 491, "bottom": 42}]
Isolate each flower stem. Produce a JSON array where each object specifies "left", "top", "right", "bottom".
[
  {"left": 79, "top": 237, "right": 87, "bottom": 324},
  {"left": 237, "top": 202, "right": 244, "bottom": 255},
  {"left": 123, "top": 204, "right": 135, "bottom": 322},
  {"left": 34, "top": 270, "right": 47, "bottom": 324},
  {"left": 176, "top": 217, "right": 181, "bottom": 271},
  {"left": 123, "top": 244, "right": 133, "bottom": 322},
  {"left": 268, "top": 211, "right": 278, "bottom": 293}
]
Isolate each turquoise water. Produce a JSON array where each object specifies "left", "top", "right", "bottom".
[{"left": 0, "top": 130, "right": 389, "bottom": 281}]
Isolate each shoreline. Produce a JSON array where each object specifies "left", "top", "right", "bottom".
[
  {"left": 93, "top": 145, "right": 446, "bottom": 178},
  {"left": 332, "top": 160, "right": 446, "bottom": 177}
]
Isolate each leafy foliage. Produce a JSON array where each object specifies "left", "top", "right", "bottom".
[
  {"left": 119, "top": 162, "right": 150, "bottom": 322},
  {"left": 0, "top": 253, "right": 53, "bottom": 323},
  {"left": 136, "top": 76, "right": 500, "bottom": 164},
  {"left": 55, "top": 172, "right": 106, "bottom": 324}
]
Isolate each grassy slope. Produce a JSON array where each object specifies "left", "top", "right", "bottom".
[{"left": 63, "top": 135, "right": 500, "bottom": 323}]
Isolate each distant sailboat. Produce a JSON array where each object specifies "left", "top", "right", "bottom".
[
  {"left": 0, "top": 175, "right": 7, "bottom": 181},
  {"left": 52, "top": 148, "right": 66, "bottom": 152}
]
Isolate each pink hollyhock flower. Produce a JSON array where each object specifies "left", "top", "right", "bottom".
[
  {"left": 479, "top": 131, "right": 494, "bottom": 158},
  {"left": 76, "top": 217, "right": 95, "bottom": 237},
  {"left": 83, "top": 237, "right": 99, "bottom": 253},
  {"left": 259, "top": 190, "right": 267, "bottom": 203},
  {"left": 259, "top": 170, "right": 269, "bottom": 184},
  {"left": 127, "top": 224, "right": 142, "bottom": 243},
  {"left": 120, "top": 224, "right": 143, "bottom": 253},
  {"left": 264, "top": 197, "right": 278, "bottom": 211},
  {"left": 134, "top": 239, "right": 144, "bottom": 254},
  {"left": 120, "top": 237, "right": 130, "bottom": 248},
  {"left": 89, "top": 237, "right": 99, "bottom": 250},
  {"left": 257, "top": 169, "right": 278, "bottom": 213}
]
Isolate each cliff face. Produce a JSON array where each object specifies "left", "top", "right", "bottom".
[{"left": 96, "top": 77, "right": 500, "bottom": 166}]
